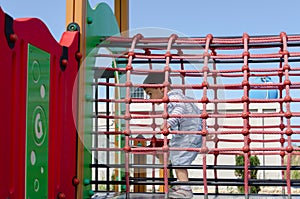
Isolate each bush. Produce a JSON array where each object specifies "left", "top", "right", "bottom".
[
  {"left": 234, "top": 155, "right": 261, "bottom": 193},
  {"left": 284, "top": 149, "right": 300, "bottom": 180}
]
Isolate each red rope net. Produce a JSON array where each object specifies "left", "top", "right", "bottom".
[{"left": 91, "top": 32, "right": 300, "bottom": 197}]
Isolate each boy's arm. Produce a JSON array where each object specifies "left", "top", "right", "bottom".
[{"left": 166, "top": 102, "right": 185, "bottom": 129}]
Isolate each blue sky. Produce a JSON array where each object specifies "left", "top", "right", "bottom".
[
  {"left": 1, "top": 0, "right": 300, "bottom": 40},
  {"left": 1, "top": 0, "right": 299, "bottom": 103},
  {"left": 1, "top": 0, "right": 300, "bottom": 138},
  {"left": 2, "top": 0, "right": 299, "bottom": 105}
]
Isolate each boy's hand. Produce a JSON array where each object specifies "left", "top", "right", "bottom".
[
  {"left": 160, "top": 123, "right": 170, "bottom": 130},
  {"left": 206, "top": 134, "right": 214, "bottom": 141}
]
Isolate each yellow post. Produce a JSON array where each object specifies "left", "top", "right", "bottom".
[
  {"left": 114, "top": 0, "right": 129, "bottom": 36},
  {"left": 66, "top": 1, "right": 87, "bottom": 199},
  {"left": 66, "top": 0, "right": 130, "bottom": 197},
  {"left": 114, "top": 0, "right": 129, "bottom": 191},
  {"left": 133, "top": 134, "right": 146, "bottom": 192}
]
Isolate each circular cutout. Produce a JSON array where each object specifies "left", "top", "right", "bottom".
[
  {"left": 32, "top": 60, "right": 41, "bottom": 83},
  {"left": 30, "top": 151, "right": 36, "bottom": 165}
]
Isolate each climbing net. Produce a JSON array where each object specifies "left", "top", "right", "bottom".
[{"left": 89, "top": 32, "right": 300, "bottom": 198}]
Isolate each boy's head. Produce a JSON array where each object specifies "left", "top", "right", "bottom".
[
  {"left": 143, "top": 72, "right": 171, "bottom": 102},
  {"left": 143, "top": 72, "right": 172, "bottom": 85}
]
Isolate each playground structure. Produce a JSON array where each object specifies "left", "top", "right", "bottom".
[{"left": 1, "top": 1, "right": 300, "bottom": 199}]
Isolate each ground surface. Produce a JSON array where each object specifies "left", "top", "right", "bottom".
[{"left": 91, "top": 192, "right": 300, "bottom": 199}]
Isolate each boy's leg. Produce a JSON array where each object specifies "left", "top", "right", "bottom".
[
  {"left": 169, "top": 169, "right": 193, "bottom": 199},
  {"left": 175, "top": 169, "right": 189, "bottom": 181},
  {"left": 174, "top": 169, "right": 191, "bottom": 190}
]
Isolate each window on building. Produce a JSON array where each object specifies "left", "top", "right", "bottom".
[{"left": 130, "top": 87, "right": 145, "bottom": 99}]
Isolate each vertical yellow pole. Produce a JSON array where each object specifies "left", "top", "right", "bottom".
[
  {"left": 114, "top": 0, "right": 129, "bottom": 192},
  {"left": 66, "top": 0, "right": 129, "bottom": 196},
  {"left": 133, "top": 135, "right": 146, "bottom": 192},
  {"left": 66, "top": 0, "right": 87, "bottom": 199},
  {"left": 114, "top": 0, "right": 129, "bottom": 36}
]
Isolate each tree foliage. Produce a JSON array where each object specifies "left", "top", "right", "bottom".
[{"left": 234, "top": 155, "right": 261, "bottom": 193}]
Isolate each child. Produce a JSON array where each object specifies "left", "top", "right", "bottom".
[{"left": 143, "top": 72, "right": 202, "bottom": 199}]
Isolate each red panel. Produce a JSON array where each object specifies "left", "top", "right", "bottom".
[
  {"left": 0, "top": 7, "right": 14, "bottom": 199},
  {"left": 0, "top": 8, "right": 27, "bottom": 199},
  {"left": 0, "top": 7, "right": 79, "bottom": 199}
]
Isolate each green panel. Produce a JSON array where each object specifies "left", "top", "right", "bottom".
[
  {"left": 86, "top": 2, "right": 120, "bottom": 55},
  {"left": 26, "top": 44, "right": 50, "bottom": 199},
  {"left": 83, "top": 2, "right": 121, "bottom": 198}
]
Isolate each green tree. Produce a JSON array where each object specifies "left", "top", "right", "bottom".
[
  {"left": 235, "top": 155, "right": 261, "bottom": 193},
  {"left": 284, "top": 149, "right": 300, "bottom": 180}
]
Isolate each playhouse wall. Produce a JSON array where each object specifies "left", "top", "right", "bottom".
[{"left": 0, "top": 7, "right": 79, "bottom": 199}]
